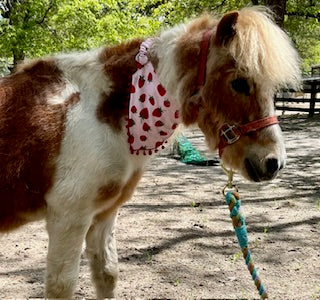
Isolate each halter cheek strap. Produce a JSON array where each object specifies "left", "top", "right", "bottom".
[
  {"left": 196, "top": 30, "right": 213, "bottom": 91},
  {"left": 218, "top": 116, "right": 279, "bottom": 157}
]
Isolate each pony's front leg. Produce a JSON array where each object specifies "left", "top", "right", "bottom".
[
  {"left": 45, "top": 208, "right": 92, "bottom": 298},
  {"left": 85, "top": 210, "right": 119, "bottom": 299}
]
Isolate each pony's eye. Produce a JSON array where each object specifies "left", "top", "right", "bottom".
[{"left": 231, "top": 78, "right": 250, "bottom": 96}]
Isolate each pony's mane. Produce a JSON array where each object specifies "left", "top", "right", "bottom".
[{"left": 229, "top": 6, "right": 301, "bottom": 91}]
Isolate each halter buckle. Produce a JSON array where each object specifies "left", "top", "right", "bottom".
[{"left": 220, "top": 124, "right": 240, "bottom": 145}]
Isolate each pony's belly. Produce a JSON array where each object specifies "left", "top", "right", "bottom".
[{"left": 0, "top": 191, "right": 47, "bottom": 232}]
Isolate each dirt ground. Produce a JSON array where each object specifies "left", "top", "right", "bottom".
[{"left": 0, "top": 114, "right": 320, "bottom": 299}]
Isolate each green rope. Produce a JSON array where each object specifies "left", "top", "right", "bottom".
[{"left": 225, "top": 191, "right": 268, "bottom": 299}]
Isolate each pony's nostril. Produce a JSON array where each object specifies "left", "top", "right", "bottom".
[{"left": 266, "top": 158, "right": 279, "bottom": 175}]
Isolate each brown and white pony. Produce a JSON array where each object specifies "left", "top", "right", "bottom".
[{"left": 0, "top": 7, "right": 300, "bottom": 298}]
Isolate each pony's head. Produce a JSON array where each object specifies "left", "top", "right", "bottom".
[{"left": 175, "top": 7, "right": 301, "bottom": 182}]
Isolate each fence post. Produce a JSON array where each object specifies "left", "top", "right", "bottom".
[{"left": 309, "top": 81, "right": 316, "bottom": 117}]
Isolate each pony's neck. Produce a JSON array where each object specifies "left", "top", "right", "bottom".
[
  {"left": 150, "top": 25, "right": 188, "bottom": 103},
  {"left": 150, "top": 23, "right": 213, "bottom": 112}
]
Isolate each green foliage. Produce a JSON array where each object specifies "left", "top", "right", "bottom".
[
  {"left": 151, "top": 0, "right": 251, "bottom": 26},
  {"left": 0, "top": 0, "right": 161, "bottom": 72},
  {"left": 286, "top": 1, "right": 320, "bottom": 75},
  {"left": 0, "top": 0, "right": 319, "bottom": 74}
]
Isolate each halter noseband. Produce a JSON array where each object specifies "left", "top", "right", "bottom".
[
  {"left": 218, "top": 116, "right": 279, "bottom": 157},
  {"left": 196, "top": 30, "right": 279, "bottom": 158}
]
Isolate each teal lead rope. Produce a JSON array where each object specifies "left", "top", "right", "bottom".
[{"left": 225, "top": 191, "right": 268, "bottom": 299}]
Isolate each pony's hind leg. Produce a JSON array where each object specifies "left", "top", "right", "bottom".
[
  {"left": 45, "top": 208, "right": 92, "bottom": 298},
  {"left": 85, "top": 210, "right": 119, "bottom": 299}
]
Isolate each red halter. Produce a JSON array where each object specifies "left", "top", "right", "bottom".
[
  {"left": 196, "top": 29, "right": 213, "bottom": 90},
  {"left": 218, "top": 116, "right": 279, "bottom": 157},
  {"left": 196, "top": 30, "right": 279, "bottom": 158}
]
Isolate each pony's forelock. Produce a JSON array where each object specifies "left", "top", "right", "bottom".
[{"left": 228, "top": 6, "right": 301, "bottom": 91}]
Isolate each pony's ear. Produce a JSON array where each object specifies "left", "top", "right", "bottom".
[
  {"left": 181, "top": 95, "right": 201, "bottom": 125},
  {"left": 214, "top": 11, "right": 239, "bottom": 46}
]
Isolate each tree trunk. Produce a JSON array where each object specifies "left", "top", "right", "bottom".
[
  {"left": 264, "top": 0, "right": 287, "bottom": 28},
  {"left": 10, "top": 48, "right": 25, "bottom": 73}
]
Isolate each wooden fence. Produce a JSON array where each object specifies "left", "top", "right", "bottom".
[{"left": 275, "top": 77, "right": 320, "bottom": 117}]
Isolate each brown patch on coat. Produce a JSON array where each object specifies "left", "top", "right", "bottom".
[
  {"left": 96, "top": 182, "right": 122, "bottom": 204},
  {"left": 95, "top": 170, "right": 142, "bottom": 221},
  {"left": 64, "top": 92, "right": 81, "bottom": 109},
  {"left": 175, "top": 34, "right": 203, "bottom": 125},
  {"left": 97, "top": 39, "right": 143, "bottom": 131},
  {"left": 186, "top": 13, "right": 218, "bottom": 34},
  {"left": 174, "top": 15, "right": 219, "bottom": 126},
  {"left": 0, "top": 59, "right": 78, "bottom": 232}
]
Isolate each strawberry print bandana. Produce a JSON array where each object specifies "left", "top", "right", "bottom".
[{"left": 127, "top": 39, "right": 180, "bottom": 155}]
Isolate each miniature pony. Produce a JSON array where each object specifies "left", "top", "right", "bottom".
[{"left": 0, "top": 6, "right": 300, "bottom": 298}]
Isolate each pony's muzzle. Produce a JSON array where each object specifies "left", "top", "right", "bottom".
[{"left": 244, "top": 156, "right": 284, "bottom": 182}]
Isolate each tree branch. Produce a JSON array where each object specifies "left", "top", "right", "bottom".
[
  {"left": 212, "top": 0, "right": 227, "bottom": 11},
  {"left": 36, "top": 2, "right": 54, "bottom": 25}
]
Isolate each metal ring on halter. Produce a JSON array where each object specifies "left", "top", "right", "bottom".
[
  {"left": 222, "top": 183, "right": 239, "bottom": 196},
  {"left": 221, "top": 163, "right": 238, "bottom": 195}
]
